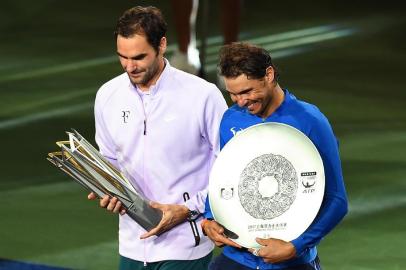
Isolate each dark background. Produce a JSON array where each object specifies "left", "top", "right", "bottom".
[{"left": 0, "top": 1, "right": 405, "bottom": 269}]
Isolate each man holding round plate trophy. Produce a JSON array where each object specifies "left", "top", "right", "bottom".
[{"left": 202, "top": 42, "right": 348, "bottom": 270}]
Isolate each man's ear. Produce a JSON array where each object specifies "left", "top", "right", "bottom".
[
  {"left": 265, "top": 66, "right": 275, "bottom": 84},
  {"left": 159, "top": 37, "right": 167, "bottom": 56}
]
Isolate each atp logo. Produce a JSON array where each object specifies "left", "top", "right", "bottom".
[
  {"left": 122, "top": 111, "right": 130, "bottom": 123},
  {"left": 302, "top": 180, "right": 316, "bottom": 189},
  {"left": 301, "top": 171, "right": 316, "bottom": 194},
  {"left": 230, "top": 127, "right": 244, "bottom": 136}
]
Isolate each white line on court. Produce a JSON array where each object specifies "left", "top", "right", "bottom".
[
  {"left": 3, "top": 87, "right": 96, "bottom": 115},
  {"left": 0, "top": 24, "right": 353, "bottom": 83},
  {"left": 347, "top": 193, "right": 406, "bottom": 220},
  {"left": 205, "top": 28, "right": 355, "bottom": 63},
  {"left": 0, "top": 102, "right": 93, "bottom": 130},
  {"left": 0, "top": 56, "right": 117, "bottom": 83},
  {"left": 204, "top": 24, "right": 341, "bottom": 55}
]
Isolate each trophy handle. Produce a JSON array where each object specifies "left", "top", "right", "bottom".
[{"left": 125, "top": 200, "right": 163, "bottom": 232}]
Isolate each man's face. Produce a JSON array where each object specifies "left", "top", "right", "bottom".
[
  {"left": 224, "top": 71, "right": 275, "bottom": 118},
  {"left": 116, "top": 34, "right": 166, "bottom": 88}
]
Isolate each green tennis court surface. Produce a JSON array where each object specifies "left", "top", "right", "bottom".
[{"left": 1, "top": 1, "right": 405, "bottom": 269}]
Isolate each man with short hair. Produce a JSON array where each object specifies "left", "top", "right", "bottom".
[
  {"left": 89, "top": 6, "right": 227, "bottom": 270},
  {"left": 202, "top": 42, "right": 348, "bottom": 270}
]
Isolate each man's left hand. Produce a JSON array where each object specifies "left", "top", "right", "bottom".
[
  {"left": 140, "top": 201, "right": 189, "bottom": 239},
  {"left": 248, "top": 238, "right": 296, "bottom": 263}
]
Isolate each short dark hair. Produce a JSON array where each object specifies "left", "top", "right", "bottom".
[
  {"left": 219, "top": 42, "right": 279, "bottom": 81},
  {"left": 114, "top": 6, "right": 167, "bottom": 53}
]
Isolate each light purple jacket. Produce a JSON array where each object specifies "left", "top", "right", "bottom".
[{"left": 94, "top": 61, "right": 227, "bottom": 262}]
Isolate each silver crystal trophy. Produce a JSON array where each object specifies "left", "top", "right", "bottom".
[{"left": 47, "top": 129, "right": 162, "bottom": 232}]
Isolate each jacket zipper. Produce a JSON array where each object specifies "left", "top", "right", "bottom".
[{"left": 134, "top": 88, "right": 149, "bottom": 264}]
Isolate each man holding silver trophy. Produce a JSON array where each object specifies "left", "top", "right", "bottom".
[
  {"left": 202, "top": 43, "right": 348, "bottom": 270},
  {"left": 87, "top": 6, "right": 227, "bottom": 270}
]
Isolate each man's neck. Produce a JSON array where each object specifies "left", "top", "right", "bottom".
[{"left": 261, "top": 85, "right": 284, "bottom": 119}]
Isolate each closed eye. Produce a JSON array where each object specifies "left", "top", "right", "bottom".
[
  {"left": 228, "top": 88, "right": 253, "bottom": 97},
  {"left": 117, "top": 52, "right": 147, "bottom": 61}
]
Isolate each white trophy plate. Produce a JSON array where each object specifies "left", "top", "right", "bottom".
[{"left": 209, "top": 122, "right": 325, "bottom": 248}]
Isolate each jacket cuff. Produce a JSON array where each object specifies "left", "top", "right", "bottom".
[{"left": 291, "top": 238, "right": 305, "bottom": 256}]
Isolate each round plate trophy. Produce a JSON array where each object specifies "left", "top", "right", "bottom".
[{"left": 208, "top": 123, "right": 325, "bottom": 248}]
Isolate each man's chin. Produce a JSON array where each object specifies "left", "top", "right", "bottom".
[{"left": 128, "top": 74, "right": 145, "bottom": 85}]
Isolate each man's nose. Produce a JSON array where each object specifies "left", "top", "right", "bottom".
[
  {"left": 125, "top": 59, "right": 136, "bottom": 72},
  {"left": 236, "top": 95, "right": 247, "bottom": 107}
]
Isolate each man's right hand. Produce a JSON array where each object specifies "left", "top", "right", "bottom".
[
  {"left": 87, "top": 192, "right": 126, "bottom": 215},
  {"left": 202, "top": 219, "right": 241, "bottom": 248}
]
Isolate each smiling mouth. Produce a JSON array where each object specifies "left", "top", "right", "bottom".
[{"left": 247, "top": 101, "right": 259, "bottom": 110}]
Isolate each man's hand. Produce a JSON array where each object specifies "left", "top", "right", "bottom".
[
  {"left": 248, "top": 238, "right": 296, "bottom": 263},
  {"left": 202, "top": 220, "right": 241, "bottom": 248},
  {"left": 87, "top": 192, "right": 126, "bottom": 215},
  {"left": 140, "top": 202, "right": 189, "bottom": 239}
]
